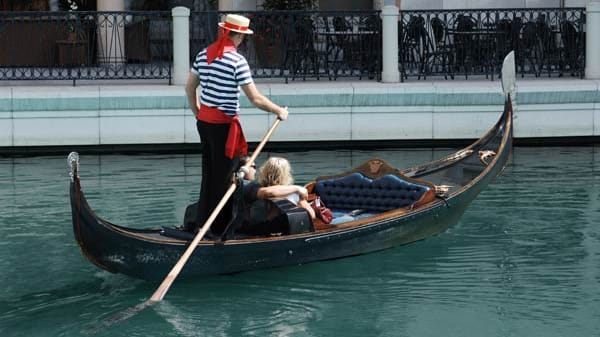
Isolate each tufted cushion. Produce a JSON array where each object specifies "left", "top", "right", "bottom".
[{"left": 314, "top": 172, "right": 431, "bottom": 212}]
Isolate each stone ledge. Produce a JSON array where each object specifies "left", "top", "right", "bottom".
[{"left": 0, "top": 79, "right": 599, "bottom": 148}]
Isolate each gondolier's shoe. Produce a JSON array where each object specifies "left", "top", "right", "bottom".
[{"left": 161, "top": 225, "right": 220, "bottom": 241}]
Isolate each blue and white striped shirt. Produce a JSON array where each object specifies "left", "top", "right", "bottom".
[{"left": 191, "top": 48, "right": 253, "bottom": 116}]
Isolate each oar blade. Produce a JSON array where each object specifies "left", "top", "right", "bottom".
[{"left": 84, "top": 299, "right": 156, "bottom": 333}]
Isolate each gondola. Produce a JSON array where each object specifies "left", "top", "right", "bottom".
[{"left": 69, "top": 53, "right": 516, "bottom": 281}]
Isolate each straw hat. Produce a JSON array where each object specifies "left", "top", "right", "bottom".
[{"left": 218, "top": 14, "right": 254, "bottom": 35}]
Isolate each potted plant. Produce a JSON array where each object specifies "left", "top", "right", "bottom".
[
  {"left": 56, "top": 0, "right": 88, "bottom": 66},
  {"left": 55, "top": 0, "right": 83, "bottom": 40},
  {"left": 252, "top": 0, "right": 316, "bottom": 68}
]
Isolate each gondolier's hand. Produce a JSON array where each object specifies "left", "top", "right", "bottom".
[
  {"left": 275, "top": 106, "right": 288, "bottom": 121},
  {"left": 235, "top": 167, "right": 249, "bottom": 181}
]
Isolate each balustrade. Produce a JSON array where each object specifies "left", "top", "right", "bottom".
[
  {"left": 0, "top": 8, "right": 586, "bottom": 84},
  {"left": 0, "top": 10, "right": 172, "bottom": 84}
]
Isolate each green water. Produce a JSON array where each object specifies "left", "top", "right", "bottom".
[{"left": 1, "top": 146, "right": 599, "bottom": 337}]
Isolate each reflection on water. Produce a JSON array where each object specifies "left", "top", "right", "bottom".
[{"left": 0, "top": 147, "right": 599, "bottom": 337}]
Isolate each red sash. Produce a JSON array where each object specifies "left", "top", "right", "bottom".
[{"left": 198, "top": 105, "right": 247, "bottom": 159}]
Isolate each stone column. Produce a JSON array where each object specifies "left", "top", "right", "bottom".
[
  {"left": 373, "top": 0, "right": 400, "bottom": 10},
  {"left": 172, "top": 7, "right": 190, "bottom": 85},
  {"left": 219, "top": 0, "right": 233, "bottom": 10},
  {"left": 218, "top": 0, "right": 256, "bottom": 10},
  {"left": 586, "top": 0, "right": 600, "bottom": 79},
  {"left": 381, "top": 0, "right": 400, "bottom": 82},
  {"left": 96, "top": 0, "right": 125, "bottom": 64}
]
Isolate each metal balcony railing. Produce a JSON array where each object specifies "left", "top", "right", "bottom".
[
  {"left": 399, "top": 8, "right": 585, "bottom": 80},
  {"left": 0, "top": 11, "right": 172, "bottom": 84},
  {"left": 0, "top": 8, "right": 586, "bottom": 84},
  {"left": 186, "top": 10, "right": 382, "bottom": 82}
]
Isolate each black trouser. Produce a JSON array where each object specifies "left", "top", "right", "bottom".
[{"left": 196, "top": 120, "right": 239, "bottom": 235}]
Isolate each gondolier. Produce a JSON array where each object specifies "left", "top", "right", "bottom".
[{"left": 185, "top": 14, "right": 289, "bottom": 235}]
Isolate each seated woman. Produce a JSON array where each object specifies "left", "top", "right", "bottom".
[
  {"left": 230, "top": 156, "right": 315, "bottom": 237},
  {"left": 251, "top": 156, "right": 316, "bottom": 220}
]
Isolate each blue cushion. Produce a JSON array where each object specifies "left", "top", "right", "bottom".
[{"left": 314, "top": 172, "right": 431, "bottom": 212}]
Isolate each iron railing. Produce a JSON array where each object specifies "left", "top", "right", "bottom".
[
  {"left": 189, "top": 10, "right": 382, "bottom": 82},
  {"left": 0, "top": 8, "right": 586, "bottom": 84},
  {"left": 400, "top": 8, "right": 585, "bottom": 80},
  {"left": 0, "top": 11, "right": 172, "bottom": 85}
]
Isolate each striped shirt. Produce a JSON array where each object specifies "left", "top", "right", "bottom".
[{"left": 191, "top": 48, "right": 253, "bottom": 116}]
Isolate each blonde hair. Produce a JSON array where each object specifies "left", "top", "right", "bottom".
[{"left": 258, "top": 157, "right": 293, "bottom": 186}]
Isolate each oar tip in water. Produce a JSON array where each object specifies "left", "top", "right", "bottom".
[{"left": 83, "top": 299, "right": 158, "bottom": 334}]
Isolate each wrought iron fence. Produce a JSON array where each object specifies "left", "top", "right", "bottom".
[
  {"left": 0, "top": 8, "right": 586, "bottom": 84},
  {"left": 0, "top": 11, "right": 172, "bottom": 84},
  {"left": 399, "top": 8, "right": 585, "bottom": 80},
  {"left": 190, "top": 10, "right": 382, "bottom": 82}
]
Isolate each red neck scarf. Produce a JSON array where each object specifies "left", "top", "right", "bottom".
[{"left": 206, "top": 29, "right": 237, "bottom": 64}]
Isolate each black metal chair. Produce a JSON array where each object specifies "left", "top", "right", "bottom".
[
  {"left": 329, "top": 16, "right": 352, "bottom": 79},
  {"left": 283, "top": 17, "right": 320, "bottom": 82},
  {"left": 428, "top": 16, "right": 453, "bottom": 79},
  {"left": 535, "top": 15, "right": 556, "bottom": 76},
  {"left": 452, "top": 15, "right": 476, "bottom": 78},
  {"left": 519, "top": 21, "right": 543, "bottom": 77},
  {"left": 475, "top": 15, "right": 502, "bottom": 79},
  {"left": 496, "top": 18, "right": 512, "bottom": 58},
  {"left": 402, "top": 15, "right": 429, "bottom": 79},
  {"left": 559, "top": 20, "right": 581, "bottom": 77},
  {"left": 359, "top": 15, "right": 381, "bottom": 80}
]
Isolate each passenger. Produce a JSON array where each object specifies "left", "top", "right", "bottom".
[
  {"left": 239, "top": 156, "right": 316, "bottom": 220},
  {"left": 184, "top": 14, "right": 289, "bottom": 234}
]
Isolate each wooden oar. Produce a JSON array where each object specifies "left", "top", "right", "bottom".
[{"left": 95, "top": 118, "right": 282, "bottom": 329}]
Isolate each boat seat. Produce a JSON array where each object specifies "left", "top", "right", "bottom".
[{"left": 314, "top": 172, "right": 435, "bottom": 212}]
